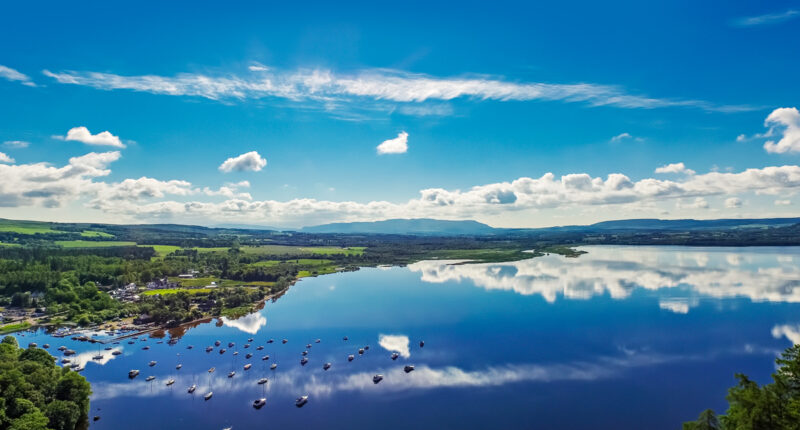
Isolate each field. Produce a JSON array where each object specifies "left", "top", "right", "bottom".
[
  {"left": 0, "top": 322, "right": 32, "bottom": 334},
  {"left": 0, "top": 220, "right": 61, "bottom": 235},
  {"left": 56, "top": 240, "right": 137, "bottom": 248},
  {"left": 80, "top": 230, "right": 114, "bottom": 238},
  {"left": 193, "top": 245, "right": 365, "bottom": 255},
  {"left": 167, "top": 276, "right": 219, "bottom": 287},
  {"left": 250, "top": 258, "right": 333, "bottom": 267},
  {"left": 141, "top": 288, "right": 213, "bottom": 296},
  {"left": 140, "top": 244, "right": 182, "bottom": 257}
]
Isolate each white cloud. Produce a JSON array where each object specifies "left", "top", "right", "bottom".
[
  {"left": 655, "top": 162, "right": 695, "bottom": 175},
  {"left": 610, "top": 132, "right": 632, "bottom": 142},
  {"left": 3, "top": 140, "right": 30, "bottom": 148},
  {"left": 762, "top": 107, "right": 800, "bottom": 154},
  {"left": 218, "top": 151, "right": 267, "bottom": 173},
  {"left": 771, "top": 324, "right": 800, "bottom": 345},
  {"left": 734, "top": 9, "right": 799, "bottom": 27},
  {"left": 659, "top": 299, "right": 690, "bottom": 314},
  {"left": 0, "top": 152, "right": 14, "bottom": 164},
  {"left": 248, "top": 63, "right": 270, "bottom": 72},
  {"left": 42, "top": 66, "right": 754, "bottom": 113},
  {"left": 376, "top": 131, "right": 408, "bottom": 154},
  {"left": 378, "top": 334, "right": 411, "bottom": 358},
  {"left": 58, "top": 126, "right": 126, "bottom": 148},
  {"left": 220, "top": 312, "right": 267, "bottom": 334},
  {"left": 725, "top": 197, "right": 743, "bottom": 208},
  {"left": 775, "top": 199, "right": 792, "bottom": 206},
  {"left": 677, "top": 197, "right": 709, "bottom": 210},
  {"left": 0, "top": 65, "right": 35, "bottom": 87}
]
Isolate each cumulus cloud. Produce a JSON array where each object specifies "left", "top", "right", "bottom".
[
  {"left": 775, "top": 199, "right": 792, "bottom": 206},
  {"left": 762, "top": 107, "right": 800, "bottom": 154},
  {"left": 733, "top": 9, "right": 799, "bottom": 27},
  {"left": 0, "top": 65, "right": 35, "bottom": 86},
  {"left": 610, "top": 132, "right": 635, "bottom": 142},
  {"left": 0, "top": 152, "right": 14, "bottom": 164},
  {"left": 218, "top": 151, "right": 267, "bottom": 173},
  {"left": 376, "top": 131, "right": 408, "bottom": 154},
  {"left": 57, "top": 126, "right": 126, "bottom": 148},
  {"left": 771, "top": 324, "right": 800, "bottom": 345},
  {"left": 3, "top": 140, "right": 30, "bottom": 148},
  {"left": 655, "top": 162, "right": 695, "bottom": 175},
  {"left": 725, "top": 197, "right": 743, "bottom": 208},
  {"left": 677, "top": 197, "right": 709, "bottom": 210},
  {"left": 42, "top": 66, "right": 754, "bottom": 113}
]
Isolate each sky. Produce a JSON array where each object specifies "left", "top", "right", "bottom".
[{"left": 1, "top": 0, "right": 799, "bottom": 229}]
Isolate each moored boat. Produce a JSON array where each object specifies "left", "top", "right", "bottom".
[
  {"left": 295, "top": 395, "right": 308, "bottom": 407},
  {"left": 373, "top": 374, "right": 383, "bottom": 384},
  {"left": 253, "top": 398, "right": 266, "bottom": 409},
  {"left": 188, "top": 384, "right": 196, "bottom": 393},
  {"left": 128, "top": 369, "right": 140, "bottom": 378},
  {"left": 204, "top": 392, "right": 213, "bottom": 400}
]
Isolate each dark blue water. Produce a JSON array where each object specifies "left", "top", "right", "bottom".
[{"left": 13, "top": 246, "right": 800, "bottom": 429}]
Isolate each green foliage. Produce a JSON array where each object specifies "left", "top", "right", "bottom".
[
  {"left": 0, "top": 336, "right": 90, "bottom": 430},
  {"left": 684, "top": 344, "right": 800, "bottom": 430}
]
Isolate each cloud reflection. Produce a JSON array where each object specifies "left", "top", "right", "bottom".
[
  {"left": 221, "top": 312, "right": 267, "bottom": 334},
  {"left": 408, "top": 247, "right": 800, "bottom": 308},
  {"left": 378, "top": 334, "right": 410, "bottom": 358}
]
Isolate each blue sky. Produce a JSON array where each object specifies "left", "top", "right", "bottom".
[{"left": 1, "top": 0, "right": 799, "bottom": 228}]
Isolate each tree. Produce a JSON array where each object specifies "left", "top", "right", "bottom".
[
  {"left": 44, "top": 400, "right": 81, "bottom": 430},
  {"left": 683, "top": 409, "right": 720, "bottom": 430},
  {"left": 55, "top": 372, "right": 91, "bottom": 421}
]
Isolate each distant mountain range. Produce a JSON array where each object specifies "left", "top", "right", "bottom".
[
  {"left": 300, "top": 218, "right": 498, "bottom": 235},
  {"left": 299, "top": 217, "right": 800, "bottom": 236}
]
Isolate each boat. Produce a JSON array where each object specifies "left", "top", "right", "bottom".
[
  {"left": 256, "top": 346, "right": 264, "bottom": 351},
  {"left": 142, "top": 346, "right": 150, "bottom": 350},
  {"left": 188, "top": 384, "right": 196, "bottom": 393},
  {"left": 246, "top": 353, "right": 253, "bottom": 359},
  {"left": 348, "top": 355, "right": 354, "bottom": 362},
  {"left": 104, "top": 346, "right": 112, "bottom": 350},
  {"left": 187, "top": 345, "right": 194, "bottom": 349},
  {"left": 149, "top": 361, "right": 157, "bottom": 367},
  {"left": 64, "top": 349, "right": 76, "bottom": 356},
  {"left": 146, "top": 376, "right": 155, "bottom": 381},
  {"left": 323, "top": 363, "right": 331, "bottom": 371},
  {"left": 248, "top": 338, "right": 254, "bottom": 342},
  {"left": 270, "top": 363, "right": 277, "bottom": 370},
  {"left": 315, "top": 339, "right": 321, "bottom": 343},
  {"left": 404, "top": 365, "right": 415, "bottom": 373},
  {"left": 92, "top": 354, "right": 104, "bottom": 360},
  {"left": 295, "top": 396, "right": 308, "bottom": 407},
  {"left": 244, "top": 344, "right": 250, "bottom": 349},
  {"left": 219, "top": 349, "right": 226, "bottom": 354},
  {"left": 343, "top": 336, "right": 348, "bottom": 341},
  {"left": 128, "top": 369, "right": 140, "bottom": 378},
  {"left": 262, "top": 355, "right": 270, "bottom": 361},
  {"left": 61, "top": 359, "right": 71, "bottom": 364},
  {"left": 128, "top": 341, "right": 134, "bottom": 344},
  {"left": 419, "top": 341, "right": 425, "bottom": 348},
  {"left": 301, "top": 350, "right": 308, "bottom": 356},
  {"left": 358, "top": 348, "right": 364, "bottom": 355},
  {"left": 228, "top": 342, "right": 235, "bottom": 347},
  {"left": 300, "top": 357, "right": 308, "bottom": 365},
  {"left": 233, "top": 351, "right": 239, "bottom": 356},
  {"left": 391, "top": 352, "right": 399, "bottom": 360},
  {"left": 253, "top": 398, "right": 266, "bottom": 409},
  {"left": 204, "top": 392, "right": 213, "bottom": 400},
  {"left": 42, "top": 344, "right": 50, "bottom": 349},
  {"left": 282, "top": 339, "right": 288, "bottom": 344},
  {"left": 373, "top": 374, "right": 383, "bottom": 384},
  {"left": 306, "top": 343, "right": 312, "bottom": 349},
  {"left": 244, "top": 363, "right": 252, "bottom": 370},
  {"left": 267, "top": 339, "right": 274, "bottom": 344},
  {"left": 257, "top": 378, "right": 268, "bottom": 385},
  {"left": 364, "top": 345, "right": 370, "bottom": 350},
  {"left": 214, "top": 340, "right": 221, "bottom": 346},
  {"left": 206, "top": 346, "right": 213, "bottom": 352},
  {"left": 176, "top": 364, "right": 182, "bottom": 370},
  {"left": 58, "top": 346, "right": 67, "bottom": 351},
  {"left": 228, "top": 371, "right": 235, "bottom": 378},
  {"left": 70, "top": 363, "right": 80, "bottom": 368},
  {"left": 208, "top": 367, "right": 215, "bottom": 373},
  {"left": 166, "top": 379, "right": 175, "bottom": 386},
  {"left": 75, "top": 366, "right": 85, "bottom": 372},
  {"left": 112, "top": 350, "right": 122, "bottom": 356}
]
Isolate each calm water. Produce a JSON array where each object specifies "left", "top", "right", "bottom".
[{"left": 13, "top": 246, "right": 800, "bottom": 429}]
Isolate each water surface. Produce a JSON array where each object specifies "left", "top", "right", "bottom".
[{"left": 14, "top": 246, "right": 800, "bottom": 429}]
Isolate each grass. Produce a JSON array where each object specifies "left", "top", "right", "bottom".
[
  {"left": 218, "top": 280, "right": 274, "bottom": 287},
  {"left": 142, "top": 288, "right": 213, "bottom": 296},
  {"left": 0, "top": 242, "right": 21, "bottom": 247},
  {"left": 56, "top": 240, "right": 137, "bottom": 248},
  {"left": 168, "top": 276, "right": 219, "bottom": 287},
  {"left": 0, "top": 220, "right": 61, "bottom": 235},
  {"left": 250, "top": 258, "right": 333, "bottom": 267},
  {"left": 140, "top": 244, "right": 181, "bottom": 258},
  {"left": 80, "top": 230, "right": 114, "bottom": 238},
  {"left": 192, "top": 245, "right": 365, "bottom": 256},
  {"left": 0, "top": 322, "right": 31, "bottom": 334}
]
